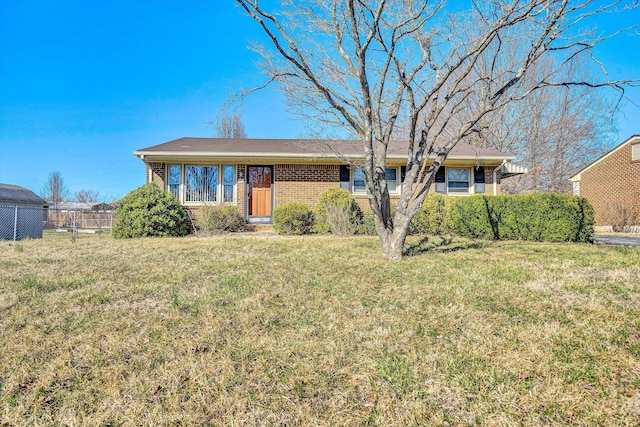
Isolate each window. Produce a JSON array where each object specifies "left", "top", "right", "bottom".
[
  {"left": 632, "top": 143, "right": 640, "bottom": 161},
  {"left": 353, "top": 168, "right": 366, "bottom": 193},
  {"left": 573, "top": 180, "right": 580, "bottom": 196},
  {"left": 447, "top": 168, "right": 470, "bottom": 194},
  {"left": 386, "top": 168, "right": 398, "bottom": 192},
  {"left": 223, "top": 165, "right": 235, "bottom": 203},
  {"left": 168, "top": 165, "right": 181, "bottom": 199},
  {"left": 166, "top": 164, "right": 236, "bottom": 204},
  {"left": 352, "top": 167, "right": 399, "bottom": 193},
  {"left": 186, "top": 166, "right": 218, "bottom": 202}
]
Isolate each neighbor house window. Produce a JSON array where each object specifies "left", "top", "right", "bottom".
[
  {"left": 632, "top": 143, "right": 640, "bottom": 161},
  {"left": 447, "top": 168, "right": 470, "bottom": 194},
  {"left": 352, "top": 167, "right": 400, "bottom": 193},
  {"left": 168, "top": 165, "right": 181, "bottom": 200},
  {"left": 573, "top": 180, "right": 580, "bottom": 196}
]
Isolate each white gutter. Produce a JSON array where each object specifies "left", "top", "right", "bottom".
[{"left": 134, "top": 150, "right": 515, "bottom": 163}]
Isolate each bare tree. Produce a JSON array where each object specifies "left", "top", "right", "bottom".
[
  {"left": 41, "top": 171, "right": 70, "bottom": 212},
  {"left": 237, "top": 0, "right": 637, "bottom": 260},
  {"left": 461, "top": 54, "right": 617, "bottom": 194},
  {"left": 215, "top": 114, "right": 247, "bottom": 138},
  {"left": 75, "top": 189, "right": 100, "bottom": 210}
]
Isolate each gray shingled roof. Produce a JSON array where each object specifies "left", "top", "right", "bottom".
[
  {"left": 0, "top": 183, "right": 48, "bottom": 206},
  {"left": 134, "top": 137, "right": 514, "bottom": 161}
]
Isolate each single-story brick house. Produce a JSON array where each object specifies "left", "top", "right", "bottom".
[
  {"left": 570, "top": 134, "right": 640, "bottom": 229},
  {"left": 134, "top": 138, "right": 527, "bottom": 225}
]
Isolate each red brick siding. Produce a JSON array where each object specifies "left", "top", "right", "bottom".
[
  {"left": 236, "top": 164, "right": 246, "bottom": 216},
  {"left": 579, "top": 141, "right": 640, "bottom": 225},
  {"left": 274, "top": 164, "right": 340, "bottom": 208},
  {"left": 147, "top": 162, "right": 166, "bottom": 188}
]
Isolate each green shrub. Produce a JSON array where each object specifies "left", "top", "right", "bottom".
[
  {"left": 411, "top": 193, "right": 451, "bottom": 235},
  {"left": 355, "top": 209, "right": 377, "bottom": 235},
  {"left": 314, "top": 187, "right": 361, "bottom": 235},
  {"left": 193, "top": 205, "right": 244, "bottom": 233},
  {"left": 448, "top": 193, "right": 594, "bottom": 242},
  {"left": 273, "top": 202, "right": 315, "bottom": 235},
  {"left": 114, "top": 183, "right": 188, "bottom": 238},
  {"left": 448, "top": 195, "right": 495, "bottom": 239}
]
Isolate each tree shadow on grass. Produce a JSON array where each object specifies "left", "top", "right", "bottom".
[{"left": 403, "top": 235, "right": 488, "bottom": 257}]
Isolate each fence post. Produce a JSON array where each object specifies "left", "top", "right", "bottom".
[{"left": 13, "top": 205, "right": 18, "bottom": 241}]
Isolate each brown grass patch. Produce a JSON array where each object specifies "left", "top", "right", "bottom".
[{"left": 1, "top": 234, "right": 639, "bottom": 425}]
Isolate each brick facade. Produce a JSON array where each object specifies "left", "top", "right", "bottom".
[
  {"left": 577, "top": 139, "right": 640, "bottom": 225},
  {"left": 143, "top": 161, "right": 506, "bottom": 222},
  {"left": 274, "top": 164, "right": 340, "bottom": 208},
  {"left": 147, "top": 162, "right": 166, "bottom": 188}
]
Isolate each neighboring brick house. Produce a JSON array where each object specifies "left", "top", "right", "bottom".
[
  {"left": 570, "top": 134, "right": 640, "bottom": 228},
  {"left": 134, "top": 138, "right": 527, "bottom": 225}
]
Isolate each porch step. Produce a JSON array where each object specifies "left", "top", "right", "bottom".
[{"left": 246, "top": 224, "right": 274, "bottom": 232}]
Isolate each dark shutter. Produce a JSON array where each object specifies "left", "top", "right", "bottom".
[
  {"left": 475, "top": 166, "right": 485, "bottom": 184},
  {"left": 339, "top": 165, "right": 350, "bottom": 190}
]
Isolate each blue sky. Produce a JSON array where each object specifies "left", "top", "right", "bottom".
[{"left": 0, "top": 1, "right": 638, "bottom": 200}]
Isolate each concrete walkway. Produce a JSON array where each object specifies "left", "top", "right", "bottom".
[{"left": 593, "top": 234, "right": 640, "bottom": 247}]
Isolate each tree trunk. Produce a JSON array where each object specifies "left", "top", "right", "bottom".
[{"left": 376, "top": 207, "right": 413, "bottom": 261}]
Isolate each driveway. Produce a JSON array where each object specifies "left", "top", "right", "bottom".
[{"left": 593, "top": 234, "right": 640, "bottom": 247}]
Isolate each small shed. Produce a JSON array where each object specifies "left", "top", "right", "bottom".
[{"left": 0, "top": 183, "right": 48, "bottom": 240}]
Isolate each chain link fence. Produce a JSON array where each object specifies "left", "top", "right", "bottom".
[
  {"left": 46, "top": 210, "right": 116, "bottom": 237},
  {"left": 0, "top": 204, "right": 117, "bottom": 240},
  {"left": 0, "top": 204, "right": 47, "bottom": 241}
]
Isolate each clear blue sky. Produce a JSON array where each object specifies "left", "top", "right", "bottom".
[{"left": 1, "top": 1, "right": 638, "bottom": 200}]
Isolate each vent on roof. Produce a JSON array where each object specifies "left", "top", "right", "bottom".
[{"left": 632, "top": 143, "right": 640, "bottom": 161}]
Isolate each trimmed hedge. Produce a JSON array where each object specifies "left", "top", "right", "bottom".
[
  {"left": 273, "top": 202, "right": 315, "bottom": 235},
  {"left": 448, "top": 193, "right": 594, "bottom": 242},
  {"left": 114, "top": 183, "right": 189, "bottom": 238},
  {"left": 411, "top": 193, "right": 451, "bottom": 235}
]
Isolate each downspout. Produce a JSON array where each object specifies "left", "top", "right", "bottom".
[{"left": 493, "top": 160, "right": 507, "bottom": 196}]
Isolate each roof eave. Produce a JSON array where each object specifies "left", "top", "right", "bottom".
[{"left": 134, "top": 151, "right": 515, "bottom": 163}]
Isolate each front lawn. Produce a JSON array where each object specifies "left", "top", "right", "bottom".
[{"left": 1, "top": 234, "right": 639, "bottom": 425}]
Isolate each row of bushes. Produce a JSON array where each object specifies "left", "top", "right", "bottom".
[
  {"left": 273, "top": 190, "right": 594, "bottom": 243},
  {"left": 114, "top": 184, "right": 245, "bottom": 238},
  {"left": 115, "top": 184, "right": 594, "bottom": 243},
  {"left": 447, "top": 193, "right": 594, "bottom": 242}
]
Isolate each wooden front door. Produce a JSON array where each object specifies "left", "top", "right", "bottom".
[{"left": 247, "top": 166, "right": 273, "bottom": 219}]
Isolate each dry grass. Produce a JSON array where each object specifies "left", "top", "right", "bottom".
[{"left": 1, "top": 232, "right": 639, "bottom": 426}]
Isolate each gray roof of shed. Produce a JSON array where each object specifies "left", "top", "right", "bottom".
[{"left": 0, "top": 183, "right": 48, "bottom": 206}]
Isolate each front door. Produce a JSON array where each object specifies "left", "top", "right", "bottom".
[{"left": 247, "top": 166, "right": 273, "bottom": 223}]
